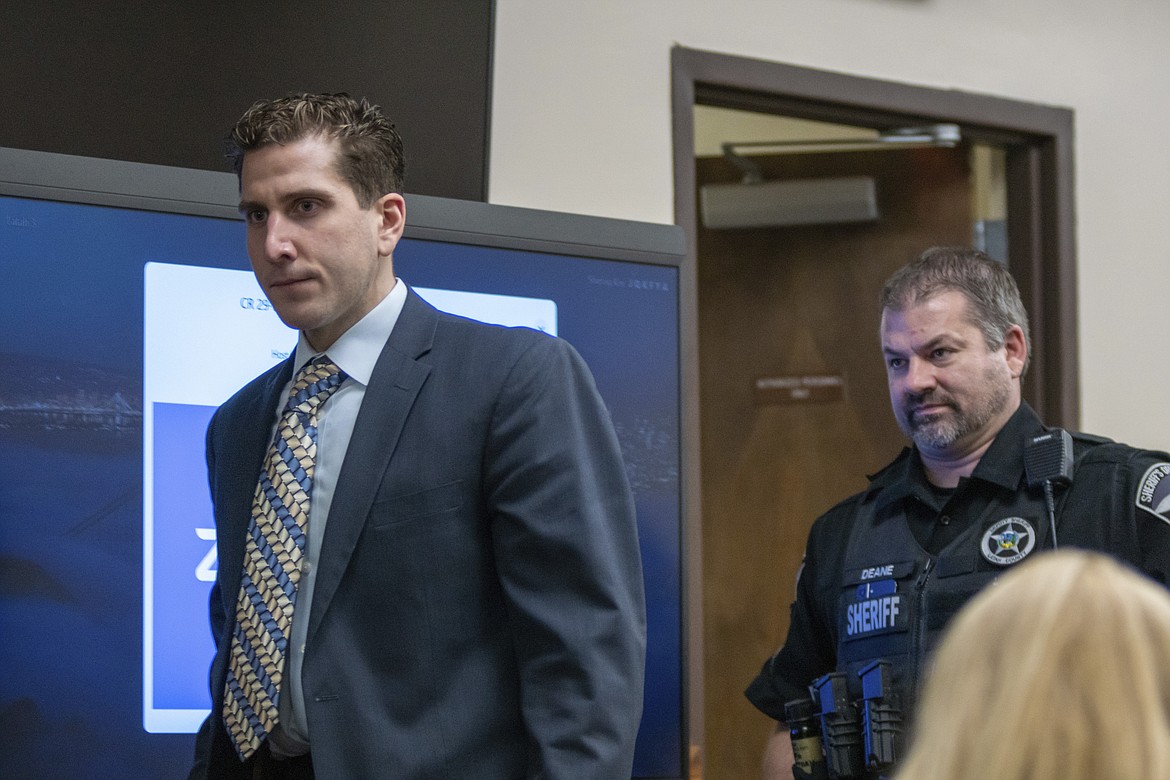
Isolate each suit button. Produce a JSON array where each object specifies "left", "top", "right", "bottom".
[{"left": 940, "top": 515, "right": 951, "bottom": 525}]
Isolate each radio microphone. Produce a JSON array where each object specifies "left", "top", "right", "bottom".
[{"left": 1024, "top": 429, "right": 1074, "bottom": 549}]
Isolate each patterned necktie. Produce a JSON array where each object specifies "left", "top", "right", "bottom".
[{"left": 223, "top": 355, "right": 346, "bottom": 760}]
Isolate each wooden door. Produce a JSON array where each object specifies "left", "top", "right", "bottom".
[{"left": 697, "top": 145, "right": 972, "bottom": 778}]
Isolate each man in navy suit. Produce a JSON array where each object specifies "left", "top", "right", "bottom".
[{"left": 189, "top": 93, "right": 646, "bottom": 779}]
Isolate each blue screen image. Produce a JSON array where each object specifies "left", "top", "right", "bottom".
[{"left": 0, "top": 193, "right": 683, "bottom": 778}]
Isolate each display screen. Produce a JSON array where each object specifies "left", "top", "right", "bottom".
[{"left": 0, "top": 152, "right": 685, "bottom": 778}]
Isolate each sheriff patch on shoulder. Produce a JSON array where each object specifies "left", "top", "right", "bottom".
[{"left": 1137, "top": 463, "right": 1170, "bottom": 524}]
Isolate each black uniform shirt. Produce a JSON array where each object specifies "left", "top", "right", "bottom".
[{"left": 746, "top": 403, "right": 1170, "bottom": 721}]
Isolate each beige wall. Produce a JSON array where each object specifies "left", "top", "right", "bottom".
[{"left": 490, "top": 0, "right": 1170, "bottom": 449}]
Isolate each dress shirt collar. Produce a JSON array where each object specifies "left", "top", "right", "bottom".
[{"left": 292, "top": 278, "right": 408, "bottom": 386}]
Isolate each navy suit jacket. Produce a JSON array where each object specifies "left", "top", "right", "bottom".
[{"left": 190, "top": 289, "right": 646, "bottom": 778}]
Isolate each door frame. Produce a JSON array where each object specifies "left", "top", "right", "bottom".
[{"left": 671, "top": 44, "right": 1077, "bottom": 769}]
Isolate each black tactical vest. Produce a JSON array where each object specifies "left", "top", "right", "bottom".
[{"left": 834, "top": 479, "right": 1056, "bottom": 709}]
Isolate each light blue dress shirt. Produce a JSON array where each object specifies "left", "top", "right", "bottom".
[{"left": 269, "top": 279, "right": 408, "bottom": 754}]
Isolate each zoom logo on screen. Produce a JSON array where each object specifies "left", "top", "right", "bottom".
[{"left": 142, "top": 262, "right": 556, "bottom": 733}]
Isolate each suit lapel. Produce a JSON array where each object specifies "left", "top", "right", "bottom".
[{"left": 307, "top": 289, "right": 438, "bottom": 642}]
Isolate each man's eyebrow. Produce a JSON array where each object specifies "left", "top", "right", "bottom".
[
  {"left": 927, "top": 331, "right": 970, "bottom": 347},
  {"left": 882, "top": 333, "right": 966, "bottom": 355},
  {"left": 917, "top": 334, "right": 969, "bottom": 354},
  {"left": 238, "top": 189, "right": 333, "bottom": 214}
]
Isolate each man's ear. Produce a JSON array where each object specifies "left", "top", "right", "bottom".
[
  {"left": 1003, "top": 324, "right": 1028, "bottom": 378},
  {"left": 376, "top": 192, "right": 406, "bottom": 257}
]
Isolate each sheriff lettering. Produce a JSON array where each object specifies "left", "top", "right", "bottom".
[
  {"left": 1140, "top": 464, "right": 1170, "bottom": 505},
  {"left": 846, "top": 594, "right": 904, "bottom": 637}
]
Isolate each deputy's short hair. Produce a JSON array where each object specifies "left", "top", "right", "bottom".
[{"left": 881, "top": 246, "right": 1031, "bottom": 374}]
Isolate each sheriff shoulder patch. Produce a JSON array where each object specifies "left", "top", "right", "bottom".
[{"left": 1136, "top": 463, "right": 1170, "bottom": 525}]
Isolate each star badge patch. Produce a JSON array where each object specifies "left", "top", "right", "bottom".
[{"left": 981, "top": 517, "right": 1037, "bottom": 566}]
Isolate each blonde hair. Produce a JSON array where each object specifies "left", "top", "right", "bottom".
[{"left": 896, "top": 550, "right": 1170, "bottom": 780}]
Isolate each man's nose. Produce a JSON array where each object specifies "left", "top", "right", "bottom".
[
  {"left": 905, "top": 357, "right": 937, "bottom": 393},
  {"left": 263, "top": 215, "right": 296, "bottom": 261}
]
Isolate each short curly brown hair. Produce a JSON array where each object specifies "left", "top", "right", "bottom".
[{"left": 226, "top": 92, "right": 405, "bottom": 207}]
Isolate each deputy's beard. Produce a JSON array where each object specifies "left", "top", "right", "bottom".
[{"left": 899, "top": 368, "right": 1012, "bottom": 452}]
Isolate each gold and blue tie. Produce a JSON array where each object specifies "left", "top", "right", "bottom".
[{"left": 223, "top": 356, "right": 346, "bottom": 760}]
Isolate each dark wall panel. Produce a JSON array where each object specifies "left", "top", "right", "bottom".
[{"left": 0, "top": 2, "right": 493, "bottom": 200}]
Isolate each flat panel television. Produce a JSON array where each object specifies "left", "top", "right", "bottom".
[{"left": 0, "top": 147, "right": 687, "bottom": 778}]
